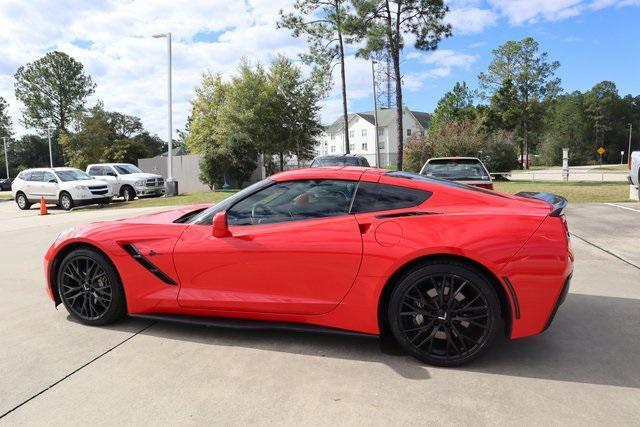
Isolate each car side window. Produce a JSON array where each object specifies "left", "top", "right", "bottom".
[
  {"left": 88, "top": 166, "right": 101, "bottom": 176},
  {"left": 351, "top": 182, "right": 431, "bottom": 213},
  {"left": 228, "top": 180, "right": 357, "bottom": 226},
  {"left": 29, "top": 171, "right": 44, "bottom": 182},
  {"left": 43, "top": 172, "right": 57, "bottom": 183}
]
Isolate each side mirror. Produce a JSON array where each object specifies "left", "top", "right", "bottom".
[
  {"left": 107, "top": 172, "right": 117, "bottom": 177},
  {"left": 48, "top": 179, "right": 57, "bottom": 183},
  {"left": 212, "top": 212, "right": 232, "bottom": 238}
]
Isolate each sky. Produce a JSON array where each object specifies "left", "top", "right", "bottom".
[{"left": 0, "top": 0, "right": 639, "bottom": 139}]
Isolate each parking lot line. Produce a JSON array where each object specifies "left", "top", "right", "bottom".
[{"left": 604, "top": 203, "right": 640, "bottom": 213}]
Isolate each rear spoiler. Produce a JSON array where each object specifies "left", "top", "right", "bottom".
[{"left": 515, "top": 192, "right": 568, "bottom": 217}]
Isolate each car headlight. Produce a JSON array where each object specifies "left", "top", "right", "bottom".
[
  {"left": 74, "top": 185, "right": 89, "bottom": 190},
  {"left": 135, "top": 180, "right": 145, "bottom": 186}
]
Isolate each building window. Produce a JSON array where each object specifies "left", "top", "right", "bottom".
[
  {"left": 349, "top": 143, "right": 355, "bottom": 151},
  {"left": 361, "top": 129, "right": 367, "bottom": 137},
  {"left": 349, "top": 130, "right": 355, "bottom": 138},
  {"left": 362, "top": 143, "right": 368, "bottom": 151},
  {"left": 378, "top": 141, "right": 385, "bottom": 149},
  {"left": 378, "top": 127, "right": 384, "bottom": 136},
  {"left": 407, "top": 129, "right": 412, "bottom": 136},
  {"left": 330, "top": 146, "right": 336, "bottom": 153},
  {"left": 331, "top": 133, "right": 335, "bottom": 140}
]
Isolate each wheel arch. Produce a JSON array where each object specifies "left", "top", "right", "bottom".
[
  {"left": 376, "top": 253, "right": 513, "bottom": 340},
  {"left": 49, "top": 241, "right": 125, "bottom": 309}
]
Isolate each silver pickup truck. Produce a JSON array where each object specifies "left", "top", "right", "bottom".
[{"left": 630, "top": 151, "right": 640, "bottom": 188}]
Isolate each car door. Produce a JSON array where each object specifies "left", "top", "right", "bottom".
[
  {"left": 41, "top": 171, "right": 59, "bottom": 201},
  {"left": 26, "top": 171, "right": 44, "bottom": 200},
  {"left": 174, "top": 179, "right": 363, "bottom": 315},
  {"left": 89, "top": 165, "right": 119, "bottom": 193}
]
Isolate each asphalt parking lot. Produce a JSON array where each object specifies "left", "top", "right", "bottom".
[{"left": 0, "top": 198, "right": 639, "bottom": 425}]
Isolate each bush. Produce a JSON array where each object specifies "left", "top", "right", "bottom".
[
  {"left": 482, "top": 131, "right": 519, "bottom": 172},
  {"left": 403, "top": 133, "right": 433, "bottom": 173}
]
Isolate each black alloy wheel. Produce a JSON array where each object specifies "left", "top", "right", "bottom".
[
  {"left": 57, "top": 249, "right": 126, "bottom": 325},
  {"left": 388, "top": 262, "right": 500, "bottom": 366}
]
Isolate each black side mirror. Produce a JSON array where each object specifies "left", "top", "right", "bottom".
[
  {"left": 107, "top": 172, "right": 117, "bottom": 177},
  {"left": 48, "top": 179, "right": 57, "bottom": 183}
]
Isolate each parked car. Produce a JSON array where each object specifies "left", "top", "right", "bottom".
[
  {"left": 0, "top": 178, "right": 11, "bottom": 191},
  {"left": 419, "top": 157, "right": 493, "bottom": 190},
  {"left": 12, "top": 167, "right": 112, "bottom": 210},
  {"left": 44, "top": 167, "right": 572, "bottom": 366},
  {"left": 310, "top": 154, "right": 370, "bottom": 167},
  {"left": 86, "top": 163, "right": 165, "bottom": 201},
  {"left": 629, "top": 151, "right": 640, "bottom": 188}
]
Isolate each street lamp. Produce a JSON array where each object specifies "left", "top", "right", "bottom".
[
  {"left": 153, "top": 32, "right": 177, "bottom": 196},
  {"left": 371, "top": 60, "right": 380, "bottom": 168},
  {"left": 2, "top": 137, "right": 9, "bottom": 179},
  {"left": 627, "top": 123, "right": 633, "bottom": 169}
]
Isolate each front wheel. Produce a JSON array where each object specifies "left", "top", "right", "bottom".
[
  {"left": 16, "top": 192, "right": 31, "bottom": 210},
  {"left": 59, "top": 192, "right": 74, "bottom": 210},
  {"left": 387, "top": 261, "right": 500, "bottom": 367},
  {"left": 122, "top": 186, "right": 136, "bottom": 202},
  {"left": 57, "top": 248, "right": 126, "bottom": 325}
]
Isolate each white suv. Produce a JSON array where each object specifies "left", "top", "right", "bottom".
[
  {"left": 12, "top": 167, "right": 113, "bottom": 211},
  {"left": 86, "top": 163, "right": 165, "bottom": 201}
]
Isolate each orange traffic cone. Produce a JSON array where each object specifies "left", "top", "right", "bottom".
[{"left": 40, "top": 196, "right": 48, "bottom": 215}]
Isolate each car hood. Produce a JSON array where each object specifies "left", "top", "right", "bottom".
[
  {"left": 116, "top": 204, "right": 210, "bottom": 224},
  {"left": 121, "top": 172, "right": 163, "bottom": 180}
]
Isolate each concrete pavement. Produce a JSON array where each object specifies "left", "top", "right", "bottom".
[{"left": 0, "top": 200, "right": 639, "bottom": 425}]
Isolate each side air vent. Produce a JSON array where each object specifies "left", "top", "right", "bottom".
[{"left": 122, "top": 243, "right": 177, "bottom": 285}]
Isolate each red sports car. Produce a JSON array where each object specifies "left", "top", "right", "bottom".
[{"left": 44, "top": 167, "right": 573, "bottom": 366}]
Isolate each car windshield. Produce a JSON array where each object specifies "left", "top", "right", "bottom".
[
  {"left": 312, "top": 157, "right": 361, "bottom": 167},
  {"left": 188, "top": 179, "right": 274, "bottom": 225},
  {"left": 421, "top": 159, "right": 489, "bottom": 181},
  {"left": 114, "top": 164, "right": 143, "bottom": 174},
  {"left": 55, "top": 169, "right": 94, "bottom": 182}
]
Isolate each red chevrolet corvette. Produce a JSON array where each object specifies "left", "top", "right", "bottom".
[{"left": 44, "top": 167, "right": 573, "bottom": 366}]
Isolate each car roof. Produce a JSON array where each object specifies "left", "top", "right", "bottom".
[
  {"left": 426, "top": 157, "right": 481, "bottom": 162},
  {"left": 314, "top": 154, "right": 367, "bottom": 159}
]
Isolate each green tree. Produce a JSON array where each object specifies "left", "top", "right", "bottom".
[
  {"left": 14, "top": 51, "right": 96, "bottom": 132},
  {"left": 60, "top": 102, "right": 163, "bottom": 168},
  {"left": 429, "top": 118, "right": 484, "bottom": 158},
  {"left": 279, "top": 0, "right": 354, "bottom": 152},
  {"left": 482, "top": 130, "right": 519, "bottom": 172},
  {"left": 403, "top": 132, "right": 433, "bottom": 172},
  {"left": 352, "top": 0, "right": 451, "bottom": 170},
  {"left": 8, "top": 135, "right": 51, "bottom": 173},
  {"left": 478, "top": 37, "right": 560, "bottom": 168},
  {"left": 185, "top": 73, "right": 229, "bottom": 154},
  {"left": 429, "top": 81, "right": 475, "bottom": 132}
]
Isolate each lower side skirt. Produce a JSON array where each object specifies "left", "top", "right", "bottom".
[{"left": 130, "top": 313, "right": 377, "bottom": 338}]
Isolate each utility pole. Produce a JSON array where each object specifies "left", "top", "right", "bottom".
[
  {"left": 628, "top": 123, "right": 633, "bottom": 169},
  {"left": 3, "top": 137, "right": 9, "bottom": 179},
  {"left": 371, "top": 61, "right": 380, "bottom": 168},
  {"left": 47, "top": 125, "right": 53, "bottom": 167}
]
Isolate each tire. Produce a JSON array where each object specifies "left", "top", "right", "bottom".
[
  {"left": 57, "top": 248, "right": 127, "bottom": 326},
  {"left": 387, "top": 261, "right": 500, "bottom": 367},
  {"left": 16, "top": 192, "right": 31, "bottom": 210},
  {"left": 122, "top": 185, "right": 136, "bottom": 202},
  {"left": 59, "top": 192, "right": 74, "bottom": 210}
]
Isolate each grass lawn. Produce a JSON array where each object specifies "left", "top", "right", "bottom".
[
  {"left": 106, "top": 190, "right": 237, "bottom": 209},
  {"left": 0, "top": 193, "right": 12, "bottom": 199},
  {"left": 494, "top": 181, "right": 630, "bottom": 203}
]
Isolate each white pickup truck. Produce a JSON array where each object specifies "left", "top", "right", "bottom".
[
  {"left": 630, "top": 151, "right": 640, "bottom": 189},
  {"left": 86, "top": 163, "right": 165, "bottom": 201}
]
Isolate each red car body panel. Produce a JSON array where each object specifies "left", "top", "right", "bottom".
[{"left": 44, "top": 167, "right": 572, "bottom": 339}]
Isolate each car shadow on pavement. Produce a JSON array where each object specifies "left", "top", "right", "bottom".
[{"left": 90, "top": 293, "right": 638, "bottom": 386}]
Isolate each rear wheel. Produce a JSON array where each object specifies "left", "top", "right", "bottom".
[
  {"left": 57, "top": 248, "right": 126, "bottom": 325},
  {"left": 16, "top": 192, "right": 31, "bottom": 210},
  {"left": 59, "top": 192, "right": 74, "bottom": 210},
  {"left": 388, "top": 261, "right": 500, "bottom": 367}
]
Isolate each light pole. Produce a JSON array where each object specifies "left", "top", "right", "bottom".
[
  {"left": 628, "top": 123, "right": 633, "bottom": 169},
  {"left": 153, "top": 32, "right": 176, "bottom": 195},
  {"left": 2, "top": 137, "right": 9, "bottom": 179},
  {"left": 47, "top": 124, "right": 53, "bottom": 167},
  {"left": 371, "top": 60, "right": 380, "bottom": 167}
]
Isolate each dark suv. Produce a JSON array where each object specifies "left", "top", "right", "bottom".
[{"left": 310, "top": 155, "right": 370, "bottom": 167}]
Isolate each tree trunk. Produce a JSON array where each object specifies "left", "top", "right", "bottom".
[
  {"left": 279, "top": 152, "right": 284, "bottom": 171},
  {"left": 336, "top": 3, "right": 350, "bottom": 153},
  {"left": 523, "top": 119, "right": 529, "bottom": 170},
  {"left": 387, "top": 1, "right": 403, "bottom": 171}
]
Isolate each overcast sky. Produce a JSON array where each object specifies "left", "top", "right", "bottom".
[{"left": 0, "top": 0, "right": 639, "bottom": 139}]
